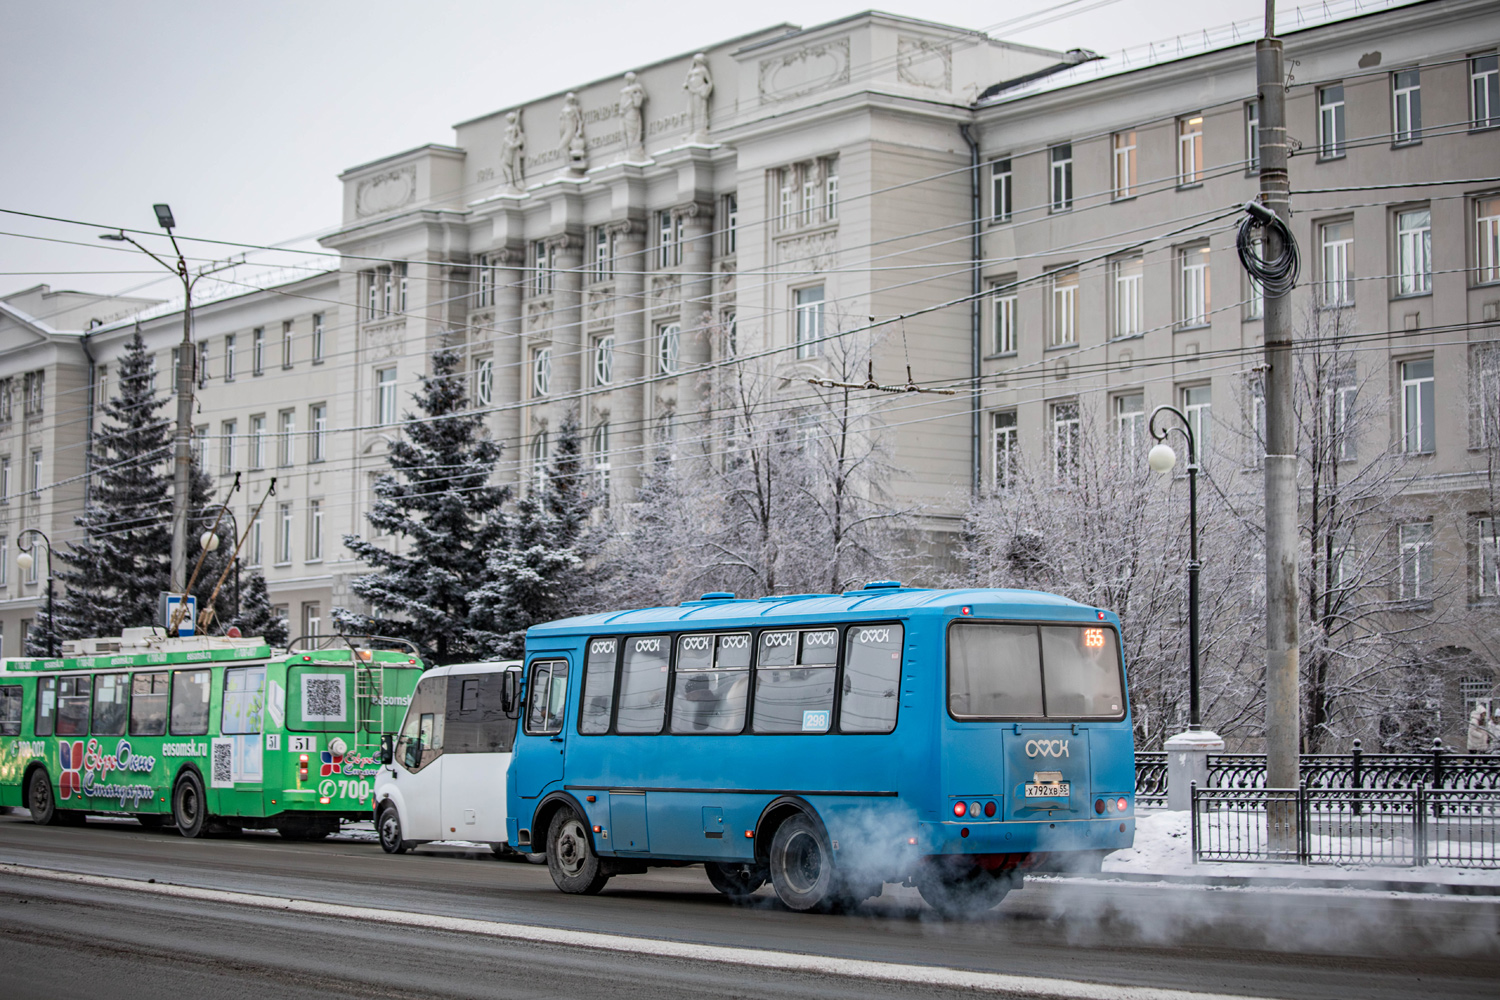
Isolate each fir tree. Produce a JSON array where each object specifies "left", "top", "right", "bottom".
[
  {"left": 469, "top": 412, "right": 600, "bottom": 657},
  {"left": 48, "top": 329, "right": 172, "bottom": 640},
  {"left": 230, "top": 571, "right": 288, "bottom": 647},
  {"left": 336, "top": 344, "right": 510, "bottom": 664}
]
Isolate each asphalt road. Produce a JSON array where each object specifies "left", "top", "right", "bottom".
[{"left": 0, "top": 813, "right": 1496, "bottom": 999}]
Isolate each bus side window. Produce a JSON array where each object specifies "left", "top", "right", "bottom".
[
  {"left": 616, "top": 638, "right": 668, "bottom": 734},
  {"left": 171, "top": 670, "right": 211, "bottom": 736},
  {"left": 525, "top": 660, "right": 570, "bottom": 736},
  {"left": 753, "top": 629, "right": 836, "bottom": 734},
  {"left": 35, "top": 677, "right": 56, "bottom": 737},
  {"left": 397, "top": 676, "right": 447, "bottom": 771},
  {"left": 579, "top": 638, "right": 617, "bottom": 734},
  {"left": 0, "top": 685, "right": 21, "bottom": 736},
  {"left": 57, "top": 675, "right": 92, "bottom": 736},
  {"left": 670, "top": 633, "right": 749, "bottom": 734},
  {"left": 130, "top": 672, "right": 169, "bottom": 736},
  {"left": 222, "top": 666, "right": 267, "bottom": 735},
  {"left": 92, "top": 674, "right": 128, "bottom": 737},
  {"left": 839, "top": 624, "right": 903, "bottom": 734}
]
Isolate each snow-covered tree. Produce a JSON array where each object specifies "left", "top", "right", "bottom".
[
  {"left": 230, "top": 571, "right": 288, "bottom": 647},
  {"left": 336, "top": 344, "right": 509, "bottom": 664}
]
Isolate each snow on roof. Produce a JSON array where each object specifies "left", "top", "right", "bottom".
[{"left": 99, "top": 254, "right": 339, "bottom": 332}]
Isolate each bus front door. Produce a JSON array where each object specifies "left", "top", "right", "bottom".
[{"left": 514, "top": 658, "right": 570, "bottom": 804}]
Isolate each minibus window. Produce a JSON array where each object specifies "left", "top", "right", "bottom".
[
  {"left": 446, "top": 672, "right": 519, "bottom": 753},
  {"left": 616, "top": 637, "right": 668, "bottom": 734},
  {"left": 92, "top": 674, "right": 129, "bottom": 736},
  {"left": 947, "top": 624, "right": 1043, "bottom": 718},
  {"left": 753, "top": 629, "right": 836, "bottom": 733},
  {"left": 170, "top": 670, "right": 211, "bottom": 736},
  {"left": 398, "top": 676, "right": 447, "bottom": 769},
  {"left": 130, "top": 672, "right": 169, "bottom": 736},
  {"left": 0, "top": 685, "right": 21, "bottom": 736},
  {"left": 670, "top": 633, "right": 750, "bottom": 734},
  {"left": 35, "top": 677, "right": 56, "bottom": 737},
  {"left": 839, "top": 624, "right": 902, "bottom": 733},
  {"left": 1040, "top": 626, "right": 1124, "bottom": 718},
  {"left": 580, "top": 638, "right": 617, "bottom": 734},
  {"left": 57, "top": 676, "right": 92, "bottom": 736}
]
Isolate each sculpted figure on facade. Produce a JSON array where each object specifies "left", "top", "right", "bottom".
[
  {"left": 620, "top": 71, "right": 647, "bottom": 161},
  {"left": 559, "top": 92, "right": 587, "bottom": 172},
  {"left": 500, "top": 111, "right": 526, "bottom": 190},
  {"left": 684, "top": 53, "right": 714, "bottom": 142}
]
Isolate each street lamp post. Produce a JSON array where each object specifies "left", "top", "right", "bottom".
[
  {"left": 16, "top": 528, "right": 56, "bottom": 658},
  {"left": 1148, "top": 404, "right": 1223, "bottom": 809}
]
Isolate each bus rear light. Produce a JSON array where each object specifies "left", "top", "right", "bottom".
[
  {"left": 983, "top": 801, "right": 996, "bottom": 818},
  {"left": 744, "top": 830, "right": 754, "bottom": 838},
  {"left": 969, "top": 801, "right": 981, "bottom": 818},
  {"left": 301, "top": 655, "right": 312, "bottom": 661},
  {"left": 1095, "top": 798, "right": 1106, "bottom": 814},
  {"left": 952, "top": 801, "right": 966, "bottom": 817},
  {"left": 1117, "top": 797, "right": 1129, "bottom": 812},
  {"left": 593, "top": 825, "right": 601, "bottom": 833},
  {"left": 907, "top": 837, "right": 918, "bottom": 845}
]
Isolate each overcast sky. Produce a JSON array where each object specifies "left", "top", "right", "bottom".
[{"left": 0, "top": 0, "right": 1273, "bottom": 309}]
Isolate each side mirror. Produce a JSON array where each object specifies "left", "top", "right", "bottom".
[
  {"left": 501, "top": 671, "right": 520, "bottom": 717},
  {"left": 379, "top": 733, "right": 394, "bottom": 766}
]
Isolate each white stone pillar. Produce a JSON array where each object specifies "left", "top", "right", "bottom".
[{"left": 1164, "top": 729, "right": 1225, "bottom": 811}]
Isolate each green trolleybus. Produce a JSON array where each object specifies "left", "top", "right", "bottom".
[{"left": 0, "top": 628, "right": 424, "bottom": 838}]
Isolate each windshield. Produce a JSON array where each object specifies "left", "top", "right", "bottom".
[{"left": 948, "top": 622, "right": 1124, "bottom": 720}]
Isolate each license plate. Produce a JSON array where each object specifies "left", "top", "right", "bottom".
[{"left": 1025, "top": 782, "right": 1069, "bottom": 798}]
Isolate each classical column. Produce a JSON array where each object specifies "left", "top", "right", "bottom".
[
  {"left": 490, "top": 246, "right": 525, "bottom": 486},
  {"left": 676, "top": 202, "right": 715, "bottom": 418},
  {"left": 608, "top": 220, "right": 646, "bottom": 497},
  {"left": 547, "top": 233, "right": 585, "bottom": 402}
]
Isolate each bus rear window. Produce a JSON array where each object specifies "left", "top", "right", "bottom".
[
  {"left": 57, "top": 676, "right": 92, "bottom": 736},
  {"left": 947, "top": 622, "right": 1124, "bottom": 720},
  {"left": 0, "top": 685, "right": 20, "bottom": 736},
  {"left": 131, "top": 672, "right": 168, "bottom": 736},
  {"left": 288, "top": 666, "right": 353, "bottom": 732}
]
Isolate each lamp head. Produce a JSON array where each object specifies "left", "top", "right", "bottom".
[
  {"left": 200, "top": 529, "right": 220, "bottom": 552},
  {"left": 16, "top": 551, "right": 34, "bottom": 573},
  {"left": 153, "top": 203, "right": 176, "bottom": 230},
  {"left": 1148, "top": 442, "right": 1178, "bottom": 474}
]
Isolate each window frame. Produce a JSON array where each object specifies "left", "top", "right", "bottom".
[
  {"left": 990, "top": 157, "right": 1013, "bottom": 221},
  {"left": 1400, "top": 357, "right": 1435, "bottom": 455},
  {"left": 1319, "top": 220, "right": 1355, "bottom": 308},
  {"left": 1471, "top": 52, "right": 1498, "bottom": 131},
  {"left": 1112, "top": 255, "right": 1144, "bottom": 338},
  {"left": 1391, "top": 68, "right": 1422, "bottom": 146},
  {"left": 657, "top": 323, "right": 681, "bottom": 375},
  {"left": 1398, "top": 521, "right": 1435, "bottom": 603},
  {"left": 1318, "top": 84, "right": 1346, "bottom": 159},
  {"left": 1047, "top": 268, "right": 1078, "bottom": 348},
  {"left": 1178, "top": 245, "right": 1211, "bottom": 328},
  {"left": 1049, "top": 142, "right": 1073, "bottom": 213},
  {"left": 1475, "top": 195, "right": 1500, "bottom": 285},
  {"left": 1111, "top": 131, "right": 1136, "bottom": 200},
  {"left": 1177, "top": 115, "right": 1204, "bottom": 186},
  {"left": 793, "top": 285, "right": 824, "bottom": 360},
  {"left": 992, "top": 410, "right": 1018, "bottom": 488},
  {"left": 1395, "top": 208, "right": 1432, "bottom": 297}
]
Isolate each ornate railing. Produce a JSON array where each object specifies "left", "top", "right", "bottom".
[{"left": 1135, "top": 752, "right": 1169, "bottom": 806}]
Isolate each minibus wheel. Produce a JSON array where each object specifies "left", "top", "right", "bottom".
[
  {"left": 172, "top": 770, "right": 209, "bottom": 838},
  {"left": 916, "top": 864, "right": 1013, "bottom": 918},
  {"left": 378, "top": 805, "right": 409, "bottom": 854},
  {"left": 546, "top": 807, "right": 610, "bottom": 894},
  {"left": 768, "top": 814, "right": 838, "bottom": 912},
  {"left": 26, "top": 769, "right": 58, "bottom": 826},
  {"left": 704, "top": 861, "right": 768, "bottom": 902}
]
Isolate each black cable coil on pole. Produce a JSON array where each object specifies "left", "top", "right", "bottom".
[{"left": 1236, "top": 200, "right": 1299, "bottom": 298}]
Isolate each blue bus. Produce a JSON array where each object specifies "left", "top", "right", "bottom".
[{"left": 506, "top": 583, "right": 1135, "bottom": 915}]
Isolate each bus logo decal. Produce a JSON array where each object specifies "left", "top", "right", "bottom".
[
  {"left": 805, "top": 631, "right": 835, "bottom": 647},
  {"left": 320, "top": 751, "right": 343, "bottom": 776},
  {"left": 681, "top": 636, "right": 711, "bottom": 651},
  {"left": 1025, "top": 739, "right": 1070, "bottom": 758},
  {"left": 858, "top": 628, "right": 891, "bottom": 644},
  {"left": 721, "top": 634, "right": 749, "bottom": 649},
  {"left": 634, "top": 638, "right": 662, "bottom": 653},
  {"left": 763, "top": 632, "right": 794, "bottom": 647},
  {"left": 59, "top": 740, "right": 84, "bottom": 799},
  {"left": 590, "top": 640, "right": 615, "bottom": 655},
  {"left": 802, "top": 710, "right": 831, "bottom": 732}
]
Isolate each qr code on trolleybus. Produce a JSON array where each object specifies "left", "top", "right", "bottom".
[{"left": 302, "top": 674, "right": 347, "bottom": 723}]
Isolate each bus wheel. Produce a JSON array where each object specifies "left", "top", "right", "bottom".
[
  {"left": 524, "top": 850, "right": 549, "bottom": 865},
  {"left": 768, "top": 814, "right": 838, "bottom": 912},
  {"left": 547, "top": 807, "right": 610, "bottom": 895},
  {"left": 378, "top": 806, "right": 409, "bottom": 854},
  {"left": 704, "top": 862, "right": 767, "bottom": 902},
  {"left": 26, "top": 769, "right": 59, "bottom": 826},
  {"left": 917, "top": 864, "right": 1013, "bottom": 918},
  {"left": 172, "top": 771, "right": 209, "bottom": 838}
]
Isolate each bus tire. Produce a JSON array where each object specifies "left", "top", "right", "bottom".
[
  {"left": 26, "top": 768, "right": 59, "bottom": 826},
  {"left": 172, "top": 770, "right": 209, "bottom": 839},
  {"left": 546, "top": 806, "right": 610, "bottom": 895},
  {"left": 916, "top": 864, "right": 1013, "bottom": 918},
  {"left": 524, "top": 850, "right": 549, "bottom": 865},
  {"left": 378, "top": 805, "right": 409, "bottom": 854},
  {"left": 768, "top": 813, "right": 838, "bottom": 912},
  {"left": 704, "top": 861, "right": 768, "bottom": 902}
]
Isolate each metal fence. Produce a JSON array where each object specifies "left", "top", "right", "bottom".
[
  {"left": 1135, "top": 751, "right": 1169, "bottom": 807},
  {"left": 1191, "top": 784, "right": 1500, "bottom": 868}
]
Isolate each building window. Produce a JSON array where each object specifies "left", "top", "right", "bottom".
[
  {"left": 590, "top": 228, "right": 613, "bottom": 282},
  {"left": 1049, "top": 269, "right": 1078, "bottom": 347},
  {"left": 1318, "top": 85, "right": 1346, "bottom": 158},
  {"left": 824, "top": 157, "right": 839, "bottom": 221},
  {"left": 1392, "top": 69, "right": 1422, "bottom": 145},
  {"left": 224, "top": 334, "right": 236, "bottom": 381},
  {"left": 311, "top": 313, "right": 324, "bottom": 363},
  {"left": 1320, "top": 222, "right": 1354, "bottom": 307},
  {"left": 276, "top": 502, "right": 292, "bottom": 565},
  {"left": 0, "top": 457, "right": 8, "bottom": 503},
  {"left": 24, "top": 371, "right": 44, "bottom": 415},
  {"left": 1049, "top": 143, "right": 1073, "bottom": 213},
  {"left": 1479, "top": 517, "right": 1499, "bottom": 598},
  {"left": 1472, "top": 53, "right": 1498, "bottom": 129},
  {"left": 366, "top": 269, "right": 380, "bottom": 316},
  {"left": 531, "top": 240, "right": 553, "bottom": 295},
  {"left": 533, "top": 347, "right": 553, "bottom": 396},
  {"left": 309, "top": 404, "right": 327, "bottom": 463},
  {"left": 990, "top": 158, "right": 1012, "bottom": 221},
  {"left": 252, "top": 327, "right": 265, "bottom": 376},
  {"left": 721, "top": 309, "right": 738, "bottom": 357},
  {"left": 801, "top": 168, "right": 818, "bottom": 227},
  {"left": 531, "top": 431, "right": 550, "bottom": 488},
  {"left": 1112, "top": 132, "right": 1136, "bottom": 199},
  {"left": 0, "top": 380, "right": 11, "bottom": 422},
  {"left": 376, "top": 367, "right": 397, "bottom": 425},
  {"left": 593, "top": 336, "right": 614, "bottom": 386},
  {"left": 657, "top": 211, "right": 683, "bottom": 268},
  {"left": 281, "top": 321, "right": 293, "bottom": 369},
  {"left": 28, "top": 450, "right": 44, "bottom": 496},
  {"left": 1399, "top": 522, "right": 1434, "bottom": 602},
  {"left": 794, "top": 286, "right": 824, "bottom": 359},
  {"left": 193, "top": 425, "right": 207, "bottom": 469},
  {"left": 592, "top": 422, "right": 611, "bottom": 500},
  {"left": 249, "top": 415, "right": 266, "bottom": 469},
  {"left": 307, "top": 500, "right": 323, "bottom": 562},
  {"left": 246, "top": 513, "right": 262, "bottom": 567},
  {"left": 278, "top": 410, "right": 295, "bottom": 467},
  {"left": 1329, "top": 380, "right": 1358, "bottom": 463},
  {"left": 1052, "top": 401, "right": 1080, "bottom": 480},
  {"left": 658, "top": 324, "right": 681, "bottom": 374},
  {"left": 475, "top": 358, "right": 495, "bottom": 406},
  {"left": 303, "top": 603, "right": 322, "bottom": 638},
  {"left": 722, "top": 193, "right": 738, "bottom": 255},
  {"left": 1401, "top": 358, "right": 1435, "bottom": 454},
  {"left": 991, "top": 284, "right": 1017, "bottom": 355},
  {"left": 1396, "top": 209, "right": 1432, "bottom": 295},
  {"left": 0, "top": 537, "right": 6, "bottom": 586},
  {"left": 1112, "top": 256, "right": 1143, "bottom": 337},
  {"left": 475, "top": 252, "right": 497, "bottom": 306},
  {"left": 1179, "top": 246, "right": 1211, "bottom": 327},
  {"left": 1476, "top": 196, "right": 1500, "bottom": 284},
  {"left": 1182, "top": 384, "right": 1212, "bottom": 464},
  {"left": 992, "top": 411, "right": 1017, "bottom": 488},
  {"left": 220, "top": 420, "right": 236, "bottom": 475},
  {"left": 1116, "top": 392, "right": 1145, "bottom": 456},
  {"left": 778, "top": 167, "right": 796, "bottom": 231},
  {"left": 1246, "top": 100, "right": 1260, "bottom": 170},
  {"left": 197, "top": 340, "right": 210, "bottom": 387},
  {"left": 396, "top": 262, "right": 408, "bottom": 313},
  {"left": 1177, "top": 115, "right": 1203, "bottom": 185}
]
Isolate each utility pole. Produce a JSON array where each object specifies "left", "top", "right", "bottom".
[{"left": 1257, "top": 1, "right": 1301, "bottom": 809}]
